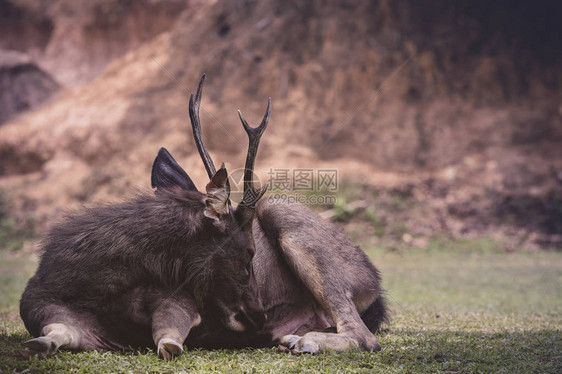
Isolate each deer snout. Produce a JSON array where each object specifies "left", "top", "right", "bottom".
[
  {"left": 217, "top": 302, "right": 265, "bottom": 332},
  {"left": 234, "top": 308, "right": 266, "bottom": 332}
]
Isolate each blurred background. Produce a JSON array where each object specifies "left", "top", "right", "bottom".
[{"left": 0, "top": 0, "right": 561, "bottom": 253}]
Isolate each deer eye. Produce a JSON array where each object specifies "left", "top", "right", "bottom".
[
  {"left": 245, "top": 261, "right": 251, "bottom": 277},
  {"left": 246, "top": 248, "right": 254, "bottom": 260}
]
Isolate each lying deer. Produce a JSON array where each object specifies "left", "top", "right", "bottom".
[{"left": 20, "top": 75, "right": 387, "bottom": 359}]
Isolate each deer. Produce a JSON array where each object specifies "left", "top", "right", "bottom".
[{"left": 19, "top": 74, "right": 388, "bottom": 359}]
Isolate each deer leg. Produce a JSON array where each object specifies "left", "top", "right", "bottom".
[
  {"left": 278, "top": 296, "right": 381, "bottom": 354},
  {"left": 276, "top": 235, "right": 382, "bottom": 354},
  {"left": 21, "top": 323, "right": 82, "bottom": 358},
  {"left": 151, "top": 294, "right": 200, "bottom": 360},
  {"left": 279, "top": 319, "right": 381, "bottom": 354},
  {"left": 20, "top": 303, "right": 89, "bottom": 358}
]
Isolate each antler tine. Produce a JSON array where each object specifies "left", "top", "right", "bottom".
[
  {"left": 189, "top": 74, "right": 217, "bottom": 179},
  {"left": 238, "top": 98, "right": 271, "bottom": 206}
]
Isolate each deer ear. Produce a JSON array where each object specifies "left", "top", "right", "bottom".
[
  {"left": 151, "top": 148, "right": 198, "bottom": 192},
  {"left": 204, "top": 166, "right": 231, "bottom": 221}
]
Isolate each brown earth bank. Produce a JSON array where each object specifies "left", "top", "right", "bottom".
[{"left": 0, "top": 0, "right": 561, "bottom": 250}]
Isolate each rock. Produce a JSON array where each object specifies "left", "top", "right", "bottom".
[{"left": 0, "top": 49, "right": 59, "bottom": 124}]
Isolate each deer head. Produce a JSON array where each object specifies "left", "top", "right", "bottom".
[{"left": 151, "top": 74, "right": 270, "bottom": 332}]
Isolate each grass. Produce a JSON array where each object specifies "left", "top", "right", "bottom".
[
  {"left": 1, "top": 245, "right": 561, "bottom": 373},
  {"left": 0, "top": 191, "right": 35, "bottom": 252}
]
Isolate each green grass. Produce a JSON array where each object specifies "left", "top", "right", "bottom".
[
  {"left": 1, "top": 246, "right": 561, "bottom": 373},
  {"left": 0, "top": 190, "right": 35, "bottom": 253}
]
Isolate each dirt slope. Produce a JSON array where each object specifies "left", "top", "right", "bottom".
[{"left": 0, "top": 0, "right": 560, "bottom": 248}]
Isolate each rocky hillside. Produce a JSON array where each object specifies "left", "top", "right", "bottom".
[{"left": 0, "top": 0, "right": 560, "bottom": 249}]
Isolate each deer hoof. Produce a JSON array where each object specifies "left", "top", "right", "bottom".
[
  {"left": 21, "top": 337, "right": 56, "bottom": 358},
  {"left": 292, "top": 340, "right": 321, "bottom": 355},
  {"left": 279, "top": 334, "right": 321, "bottom": 354},
  {"left": 360, "top": 334, "right": 382, "bottom": 352},
  {"left": 157, "top": 338, "right": 183, "bottom": 360},
  {"left": 279, "top": 334, "right": 300, "bottom": 349},
  {"left": 300, "top": 343, "right": 319, "bottom": 354}
]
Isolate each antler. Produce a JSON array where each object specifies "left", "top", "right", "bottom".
[
  {"left": 189, "top": 74, "right": 217, "bottom": 179},
  {"left": 238, "top": 98, "right": 271, "bottom": 206},
  {"left": 188, "top": 74, "right": 270, "bottom": 207}
]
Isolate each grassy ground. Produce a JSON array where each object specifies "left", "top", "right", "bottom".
[{"left": 1, "top": 245, "right": 561, "bottom": 373}]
